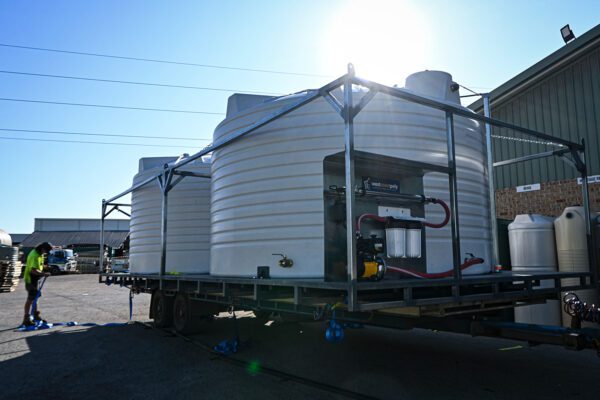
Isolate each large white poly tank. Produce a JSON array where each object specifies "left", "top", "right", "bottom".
[
  {"left": 554, "top": 206, "right": 599, "bottom": 326},
  {"left": 129, "top": 155, "right": 211, "bottom": 274},
  {"left": 210, "top": 71, "right": 492, "bottom": 278},
  {"left": 508, "top": 214, "right": 561, "bottom": 325}
]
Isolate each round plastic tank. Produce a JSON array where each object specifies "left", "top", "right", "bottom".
[
  {"left": 508, "top": 214, "right": 557, "bottom": 271},
  {"left": 0, "top": 229, "right": 11, "bottom": 247},
  {"left": 508, "top": 214, "right": 560, "bottom": 325},
  {"left": 210, "top": 70, "right": 492, "bottom": 278},
  {"left": 129, "top": 155, "right": 211, "bottom": 274},
  {"left": 554, "top": 206, "right": 599, "bottom": 326}
]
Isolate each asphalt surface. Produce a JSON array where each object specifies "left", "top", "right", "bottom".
[{"left": 0, "top": 274, "right": 598, "bottom": 400}]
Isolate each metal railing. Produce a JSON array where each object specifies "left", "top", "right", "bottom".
[{"left": 100, "top": 64, "right": 595, "bottom": 312}]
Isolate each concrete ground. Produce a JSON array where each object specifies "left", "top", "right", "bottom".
[{"left": 0, "top": 275, "right": 598, "bottom": 400}]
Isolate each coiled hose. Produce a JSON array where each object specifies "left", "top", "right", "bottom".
[{"left": 563, "top": 292, "right": 600, "bottom": 324}]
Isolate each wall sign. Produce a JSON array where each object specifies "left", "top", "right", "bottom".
[
  {"left": 516, "top": 183, "right": 541, "bottom": 193},
  {"left": 577, "top": 175, "right": 600, "bottom": 185}
]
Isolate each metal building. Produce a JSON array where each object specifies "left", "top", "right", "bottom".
[
  {"left": 20, "top": 218, "right": 129, "bottom": 250},
  {"left": 469, "top": 23, "right": 600, "bottom": 218}
]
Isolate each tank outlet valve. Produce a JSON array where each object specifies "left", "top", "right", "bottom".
[{"left": 272, "top": 254, "right": 293, "bottom": 268}]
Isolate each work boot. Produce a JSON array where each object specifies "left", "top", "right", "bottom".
[
  {"left": 21, "top": 315, "right": 34, "bottom": 327},
  {"left": 34, "top": 311, "right": 47, "bottom": 324}
]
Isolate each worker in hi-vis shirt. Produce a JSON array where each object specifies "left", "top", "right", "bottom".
[{"left": 22, "top": 242, "right": 53, "bottom": 326}]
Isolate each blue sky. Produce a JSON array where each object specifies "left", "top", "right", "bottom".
[{"left": 1, "top": 0, "right": 599, "bottom": 233}]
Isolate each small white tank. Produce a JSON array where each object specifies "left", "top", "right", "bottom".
[
  {"left": 508, "top": 214, "right": 560, "bottom": 325},
  {"left": 210, "top": 71, "right": 492, "bottom": 278},
  {"left": 129, "top": 155, "right": 211, "bottom": 274},
  {"left": 554, "top": 206, "right": 599, "bottom": 326},
  {"left": 0, "top": 229, "right": 11, "bottom": 247}
]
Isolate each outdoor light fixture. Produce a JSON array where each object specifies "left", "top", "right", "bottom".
[{"left": 561, "top": 24, "right": 575, "bottom": 44}]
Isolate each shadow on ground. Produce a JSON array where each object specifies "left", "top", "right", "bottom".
[
  {"left": 1, "top": 275, "right": 599, "bottom": 400},
  {"left": 0, "top": 322, "right": 335, "bottom": 400}
]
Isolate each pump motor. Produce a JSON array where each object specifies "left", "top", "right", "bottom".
[{"left": 357, "top": 235, "right": 386, "bottom": 280}]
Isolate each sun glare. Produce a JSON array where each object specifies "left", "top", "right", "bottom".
[{"left": 321, "top": 0, "right": 432, "bottom": 86}]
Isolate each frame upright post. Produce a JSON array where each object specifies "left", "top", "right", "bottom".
[
  {"left": 483, "top": 94, "right": 499, "bottom": 269},
  {"left": 445, "top": 112, "right": 462, "bottom": 289},
  {"left": 159, "top": 168, "right": 173, "bottom": 286},
  {"left": 99, "top": 200, "right": 107, "bottom": 273},
  {"left": 343, "top": 65, "right": 358, "bottom": 311},
  {"left": 579, "top": 141, "right": 598, "bottom": 288}
]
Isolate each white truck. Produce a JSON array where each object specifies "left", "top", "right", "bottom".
[{"left": 47, "top": 249, "right": 77, "bottom": 275}]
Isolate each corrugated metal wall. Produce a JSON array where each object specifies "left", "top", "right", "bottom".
[{"left": 490, "top": 45, "right": 600, "bottom": 189}]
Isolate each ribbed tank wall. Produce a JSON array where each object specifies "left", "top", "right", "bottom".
[
  {"left": 129, "top": 157, "right": 211, "bottom": 274},
  {"left": 210, "top": 72, "right": 492, "bottom": 278}
]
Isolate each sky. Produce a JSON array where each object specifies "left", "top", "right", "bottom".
[{"left": 1, "top": 0, "right": 599, "bottom": 233}]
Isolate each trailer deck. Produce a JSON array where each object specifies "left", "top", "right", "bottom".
[{"left": 100, "top": 270, "right": 593, "bottom": 317}]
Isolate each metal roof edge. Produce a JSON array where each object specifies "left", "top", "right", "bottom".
[
  {"left": 468, "top": 23, "right": 600, "bottom": 112},
  {"left": 34, "top": 218, "right": 129, "bottom": 222}
]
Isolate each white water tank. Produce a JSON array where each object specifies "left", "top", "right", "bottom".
[
  {"left": 210, "top": 71, "right": 491, "bottom": 278},
  {"left": 554, "top": 206, "right": 598, "bottom": 326},
  {"left": 129, "top": 155, "right": 211, "bottom": 274},
  {"left": 508, "top": 214, "right": 560, "bottom": 325}
]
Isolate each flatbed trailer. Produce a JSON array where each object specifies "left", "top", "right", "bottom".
[
  {"left": 100, "top": 270, "right": 600, "bottom": 353},
  {"left": 99, "top": 66, "right": 600, "bottom": 353}
]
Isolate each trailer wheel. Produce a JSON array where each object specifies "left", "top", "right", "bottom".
[
  {"left": 173, "top": 293, "right": 200, "bottom": 334},
  {"left": 152, "top": 291, "right": 174, "bottom": 328}
]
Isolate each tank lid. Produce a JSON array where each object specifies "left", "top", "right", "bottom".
[
  {"left": 508, "top": 214, "right": 555, "bottom": 230},
  {"left": 138, "top": 154, "right": 210, "bottom": 173},
  {"left": 138, "top": 156, "right": 178, "bottom": 172},
  {"left": 555, "top": 206, "right": 586, "bottom": 222},
  {"left": 226, "top": 94, "right": 277, "bottom": 118},
  {"left": 404, "top": 70, "right": 460, "bottom": 104}
]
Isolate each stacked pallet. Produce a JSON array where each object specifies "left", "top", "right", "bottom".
[
  {"left": 0, "top": 246, "right": 21, "bottom": 292},
  {"left": 0, "top": 261, "right": 22, "bottom": 293}
]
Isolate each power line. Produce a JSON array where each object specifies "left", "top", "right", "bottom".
[
  {"left": 0, "top": 70, "right": 283, "bottom": 95},
  {"left": 0, "top": 135, "right": 195, "bottom": 148},
  {"left": 0, "top": 127, "right": 210, "bottom": 141},
  {"left": 0, "top": 43, "right": 331, "bottom": 78},
  {"left": 0, "top": 97, "right": 224, "bottom": 115}
]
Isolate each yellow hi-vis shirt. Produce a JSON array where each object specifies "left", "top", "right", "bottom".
[{"left": 24, "top": 249, "right": 44, "bottom": 284}]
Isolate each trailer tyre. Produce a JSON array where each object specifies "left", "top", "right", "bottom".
[
  {"left": 152, "top": 291, "right": 174, "bottom": 328},
  {"left": 173, "top": 293, "right": 200, "bottom": 334}
]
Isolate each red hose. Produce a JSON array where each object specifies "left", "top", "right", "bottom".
[
  {"left": 356, "top": 213, "right": 388, "bottom": 233},
  {"left": 356, "top": 198, "right": 450, "bottom": 234},
  {"left": 386, "top": 257, "right": 485, "bottom": 279},
  {"left": 423, "top": 199, "right": 450, "bottom": 229}
]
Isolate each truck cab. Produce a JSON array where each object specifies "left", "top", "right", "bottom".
[{"left": 47, "top": 249, "right": 77, "bottom": 275}]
